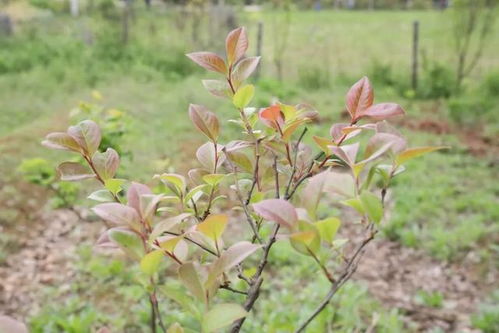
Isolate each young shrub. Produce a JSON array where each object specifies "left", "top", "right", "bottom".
[{"left": 43, "top": 27, "right": 446, "bottom": 332}]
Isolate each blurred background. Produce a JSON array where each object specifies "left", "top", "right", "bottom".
[{"left": 0, "top": 0, "right": 498, "bottom": 332}]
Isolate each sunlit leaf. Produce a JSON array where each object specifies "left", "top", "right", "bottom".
[
  {"left": 282, "top": 118, "right": 309, "bottom": 142},
  {"left": 186, "top": 52, "right": 227, "bottom": 74},
  {"left": 342, "top": 197, "right": 364, "bottom": 214},
  {"left": 167, "top": 322, "right": 184, "bottom": 333},
  {"left": 290, "top": 228, "right": 320, "bottom": 256},
  {"left": 202, "top": 303, "right": 247, "bottom": 333},
  {"left": 396, "top": 146, "right": 449, "bottom": 165},
  {"left": 67, "top": 120, "right": 101, "bottom": 156},
  {"left": 312, "top": 136, "right": 331, "bottom": 154},
  {"left": 315, "top": 217, "right": 341, "bottom": 244},
  {"left": 360, "top": 191, "right": 383, "bottom": 224},
  {"left": 178, "top": 262, "right": 206, "bottom": 304},
  {"left": 252, "top": 199, "right": 298, "bottom": 229},
  {"left": 140, "top": 250, "right": 164, "bottom": 276},
  {"left": 197, "top": 214, "right": 229, "bottom": 241},
  {"left": 259, "top": 105, "right": 283, "bottom": 129},
  {"left": 233, "top": 84, "right": 255, "bottom": 109},
  {"left": 202, "top": 174, "right": 225, "bottom": 186},
  {"left": 155, "top": 173, "right": 187, "bottom": 196},
  {"left": 225, "top": 27, "right": 248, "bottom": 65},
  {"left": 104, "top": 178, "right": 126, "bottom": 195},
  {"left": 57, "top": 162, "right": 94, "bottom": 181},
  {"left": 196, "top": 142, "right": 225, "bottom": 172}
]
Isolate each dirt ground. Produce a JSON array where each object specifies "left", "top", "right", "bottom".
[{"left": 1, "top": 201, "right": 496, "bottom": 332}]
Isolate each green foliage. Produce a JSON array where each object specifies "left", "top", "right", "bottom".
[
  {"left": 40, "top": 26, "right": 438, "bottom": 332},
  {"left": 298, "top": 64, "right": 331, "bottom": 90},
  {"left": 419, "top": 62, "right": 455, "bottom": 99},
  {"left": 414, "top": 290, "right": 444, "bottom": 308},
  {"left": 472, "top": 290, "right": 499, "bottom": 333}
]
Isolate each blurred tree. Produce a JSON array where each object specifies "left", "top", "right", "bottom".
[{"left": 452, "top": 0, "right": 497, "bottom": 90}]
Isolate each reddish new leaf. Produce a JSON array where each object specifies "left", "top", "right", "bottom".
[
  {"left": 67, "top": 120, "right": 102, "bottom": 156},
  {"left": 252, "top": 199, "right": 298, "bottom": 229},
  {"left": 225, "top": 27, "right": 248, "bottom": 66},
  {"left": 93, "top": 202, "right": 140, "bottom": 227},
  {"left": 57, "top": 162, "right": 95, "bottom": 181},
  {"left": 232, "top": 56, "right": 260, "bottom": 83},
  {"left": 92, "top": 148, "right": 120, "bottom": 181},
  {"left": 41, "top": 132, "right": 81, "bottom": 152},
  {"left": 346, "top": 77, "right": 374, "bottom": 120},
  {"left": 186, "top": 52, "right": 227, "bottom": 74},
  {"left": 356, "top": 103, "right": 405, "bottom": 121},
  {"left": 259, "top": 105, "right": 284, "bottom": 129},
  {"left": 127, "top": 182, "right": 152, "bottom": 214},
  {"left": 189, "top": 104, "right": 220, "bottom": 142}
]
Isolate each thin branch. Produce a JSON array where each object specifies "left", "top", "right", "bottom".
[
  {"left": 220, "top": 285, "right": 248, "bottom": 295},
  {"left": 273, "top": 154, "right": 280, "bottom": 199},
  {"left": 163, "top": 231, "right": 219, "bottom": 257},
  {"left": 295, "top": 229, "right": 377, "bottom": 332}
]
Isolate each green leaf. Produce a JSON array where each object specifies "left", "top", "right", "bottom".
[
  {"left": 196, "top": 214, "right": 228, "bottom": 241},
  {"left": 178, "top": 262, "right": 206, "bottom": 304},
  {"left": 342, "top": 197, "right": 365, "bottom": 214},
  {"left": 167, "top": 323, "right": 184, "bottom": 333},
  {"left": 396, "top": 146, "right": 448, "bottom": 165},
  {"left": 233, "top": 84, "right": 254, "bottom": 109},
  {"left": 160, "top": 285, "right": 201, "bottom": 319},
  {"left": 202, "top": 303, "right": 247, "bottom": 333},
  {"left": 360, "top": 191, "right": 383, "bottom": 224},
  {"left": 202, "top": 174, "right": 225, "bottom": 186},
  {"left": 88, "top": 189, "right": 115, "bottom": 202},
  {"left": 290, "top": 229, "right": 320, "bottom": 256},
  {"left": 150, "top": 213, "right": 191, "bottom": 241},
  {"left": 140, "top": 250, "right": 164, "bottom": 276},
  {"left": 315, "top": 217, "right": 341, "bottom": 244},
  {"left": 108, "top": 228, "right": 144, "bottom": 260},
  {"left": 155, "top": 173, "right": 187, "bottom": 196},
  {"left": 105, "top": 178, "right": 126, "bottom": 195},
  {"left": 206, "top": 242, "right": 262, "bottom": 288}
]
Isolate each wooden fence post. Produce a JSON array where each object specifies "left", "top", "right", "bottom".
[{"left": 412, "top": 20, "right": 419, "bottom": 91}]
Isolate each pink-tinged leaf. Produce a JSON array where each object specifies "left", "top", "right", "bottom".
[
  {"left": 323, "top": 170, "right": 356, "bottom": 198},
  {"left": 225, "top": 27, "right": 248, "bottom": 65},
  {"left": 232, "top": 56, "right": 260, "bottom": 82},
  {"left": 206, "top": 241, "right": 262, "bottom": 288},
  {"left": 312, "top": 136, "right": 332, "bottom": 154},
  {"left": 0, "top": 315, "right": 28, "bottom": 333},
  {"left": 202, "top": 80, "right": 231, "bottom": 98},
  {"left": 252, "top": 199, "right": 298, "bottom": 229},
  {"left": 346, "top": 76, "right": 374, "bottom": 120},
  {"left": 396, "top": 146, "right": 449, "bottom": 165},
  {"left": 67, "top": 120, "right": 101, "bottom": 156},
  {"left": 92, "top": 203, "right": 140, "bottom": 227},
  {"left": 186, "top": 52, "right": 227, "bottom": 74},
  {"left": 139, "top": 194, "right": 164, "bottom": 223},
  {"left": 95, "top": 230, "right": 117, "bottom": 248},
  {"left": 196, "top": 142, "right": 225, "bottom": 171},
  {"left": 189, "top": 104, "right": 220, "bottom": 142},
  {"left": 57, "top": 162, "right": 95, "bottom": 181},
  {"left": 41, "top": 132, "right": 81, "bottom": 152},
  {"left": 127, "top": 182, "right": 152, "bottom": 213},
  {"left": 301, "top": 171, "right": 328, "bottom": 219},
  {"left": 365, "top": 132, "right": 406, "bottom": 158},
  {"left": 150, "top": 213, "right": 191, "bottom": 241},
  {"left": 178, "top": 262, "right": 206, "bottom": 304},
  {"left": 92, "top": 148, "right": 120, "bottom": 181},
  {"left": 197, "top": 214, "right": 229, "bottom": 241},
  {"left": 356, "top": 103, "right": 405, "bottom": 121},
  {"left": 330, "top": 142, "right": 360, "bottom": 166}
]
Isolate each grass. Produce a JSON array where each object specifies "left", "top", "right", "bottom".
[{"left": 1, "top": 5, "right": 498, "bottom": 331}]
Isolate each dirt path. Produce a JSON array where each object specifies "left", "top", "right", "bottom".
[{"left": 1, "top": 207, "right": 495, "bottom": 332}]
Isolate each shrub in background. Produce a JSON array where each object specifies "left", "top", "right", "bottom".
[{"left": 41, "top": 27, "right": 444, "bottom": 332}]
